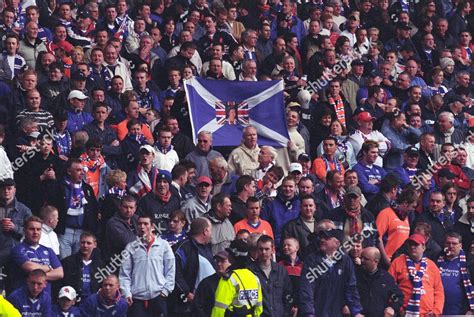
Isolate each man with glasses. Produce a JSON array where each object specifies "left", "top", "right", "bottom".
[{"left": 437, "top": 232, "right": 474, "bottom": 315}]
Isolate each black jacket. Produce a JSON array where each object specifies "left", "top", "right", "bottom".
[
  {"left": 356, "top": 267, "right": 403, "bottom": 317},
  {"left": 416, "top": 209, "right": 458, "bottom": 247},
  {"left": 229, "top": 195, "right": 247, "bottom": 225},
  {"left": 137, "top": 190, "right": 181, "bottom": 234},
  {"left": 282, "top": 216, "right": 315, "bottom": 259},
  {"left": 44, "top": 179, "right": 98, "bottom": 235},
  {"left": 194, "top": 273, "right": 220, "bottom": 317},
  {"left": 248, "top": 261, "right": 292, "bottom": 317},
  {"left": 105, "top": 213, "right": 139, "bottom": 262},
  {"left": 59, "top": 249, "right": 104, "bottom": 300},
  {"left": 171, "top": 238, "right": 216, "bottom": 313}
]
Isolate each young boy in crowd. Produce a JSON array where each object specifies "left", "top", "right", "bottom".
[
  {"left": 120, "top": 119, "right": 150, "bottom": 172},
  {"left": 52, "top": 286, "right": 81, "bottom": 316},
  {"left": 161, "top": 209, "right": 187, "bottom": 246},
  {"left": 80, "top": 138, "right": 109, "bottom": 198},
  {"left": 278, "top": 237, "right": 303, "bottom": 315}
]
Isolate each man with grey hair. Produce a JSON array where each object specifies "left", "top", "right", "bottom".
[
  {"left": 433, "top": 111, "right": 465, "bottom": 160},
  {"left": 356, "top": 247, "right": 403, "bottom": 317},
  {"left": 209, "top": 157, "right": 238, "bottom": 195},
  {"left": 228, "top": 126, "right": 260, "bottom": 176},
  {"left": 252, "top": 146, "right": 277, "bottom": 181},
  {"left": 185, "top": 131, "right": 223, "bottom": 178},
  {"left": 239, "top": 59, "right": 257, "bottom": 81}
]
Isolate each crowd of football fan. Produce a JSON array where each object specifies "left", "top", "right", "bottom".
[{"left": 0, "top": 0, "right": 473, "bottom": 316}]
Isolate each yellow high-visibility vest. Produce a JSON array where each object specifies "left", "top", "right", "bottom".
[
  {"left": 0, "top": 295, "right": 21, "bottom": 317},
  {"left": 212, "top": 268, "right": 263, "bottom": 317}
]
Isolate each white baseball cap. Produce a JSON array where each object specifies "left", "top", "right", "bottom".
[
  {"left": 139, "top": 144, "right": 155, "bottom": 154},
  {"left": 68, "top": 90, "right": 89, "bottom": 100},
  {"left": 289, "top": 162, "right": 302, "bottom": 174},
  {"left": 58, "top": 286, "right": 77, "bottom": 300}
]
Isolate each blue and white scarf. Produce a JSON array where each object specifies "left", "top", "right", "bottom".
[
  {"left": 438, "top": 249, "right": 474, "bottom": 310},
  {"left": 406, "top": 255, "right": 427, "bottom": 316},
  {"left": 64, "top": 177, "right": 87, "bottom": 216},
  {"left": 108, "top": 186, "right": 126, "bottom": 198}
]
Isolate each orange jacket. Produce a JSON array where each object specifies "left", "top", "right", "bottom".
[
  {"left": 115, "top": 120, "right": 154, "bottom": 143},
  {"left": 388, "top": 255, "right": 445, "bottom": 315},
  {"left": 376, "top": 207, "right": 410, "bottom": 259},
  {"left": 311, "top": 157, "right": 345, "bottom": 182},
  {"left": 233, "top": 219, "right": 274, "bottom": 239}
]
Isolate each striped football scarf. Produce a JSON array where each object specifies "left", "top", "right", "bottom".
[
  {"left": 437, "top": 249, "right": 474, "bottom": 310},
  {"left": 405, "top": 255, "right": 427, "bottom": 317}
]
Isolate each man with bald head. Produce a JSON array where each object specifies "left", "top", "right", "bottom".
[{"left": 356, "top": 247, "right": 403, "bottom": 317}]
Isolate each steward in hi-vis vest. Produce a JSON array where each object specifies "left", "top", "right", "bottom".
[{"left": 212, "top": 239, "right": 263, "bottom": 317}]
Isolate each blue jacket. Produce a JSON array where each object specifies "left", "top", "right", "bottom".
[
  {"left": 299, "top": 252, "right": 363, "bottom": 317},
  {"left": 261, "top": 193, "right": 301, "bottom": 247},
  {"left": 352, "top": 162, "right": 387, "bottom": 201},
  {"left": 10, "top": 242, "right": 62, "bottom": 293},
  {"left": 67, "top": 111, "right": 93, "bottom": 133},
  {"left": 381, "top": 123, "right": 421, "bottom": 171},
  {"left": 52, "top": 304, "right": 81, "bottom": 316},
  {"left": 7, "top": 287, "right": 52, "bottom": 316},
  {"left": 392, "top": 165, "right": 420, "bottom": 186},
  {"left": 80, "top": 292, "right": 128, "bottom": 317}
]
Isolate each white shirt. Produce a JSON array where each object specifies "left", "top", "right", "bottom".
[{"left": 39, "top": 224, "right": 60, "bottom": 256}]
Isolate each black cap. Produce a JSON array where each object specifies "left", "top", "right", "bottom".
[
  {"left": 351, "top": 59, "right": 364, "bottom": 66},
  {"left": 226, "top": 239, "right": 249, "bottom": 258},
  {"left": 405, "top": 146, "right": 420, "bottom": 156},
  {"left": 318, "top": 229, "right": 344, "bottom": 242},
  {"left": 77, "top": 10, "right": 92, "bottom": 19},
  {"left": 396, "top": 22, "right": 412, "bottom": 30},
  {"left": 438, "top": 168, "right": 456, "bottom": 179},
  {"left": 71, "top": 71, "right": 87, "bottom": 81},
  {"left": 0, "top": 178, "right": 16, "bottom": 187}
]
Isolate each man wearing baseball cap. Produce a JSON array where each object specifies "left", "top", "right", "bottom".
[
  {"left": 182, "top": 176, "right": 213, "bottom": 223},
  {"left": 53, "top": 286, "right": 81, "bottom": 316},
  {"left": 391, "top": 146, "right": 421, "bottom": 186},
  {"left": 127, "top": 144, "right": 160, "bottom": 198},
  {"left": 66, "top": 90, "right": 93, "bottom": 133},
  {"left": 325, "top": 186, "right": 378, "bottom": 247},
  {"left": 213, "top": 239, "right": 263, "bottom": 316},
  {"left": 137, "top": 170, "right": 181, "bottom": 235},
  {"left": 388, "top": 233, "right": 444, "bottom": 316},
  {"left": 299, "top": 229, "right": 364, "bottom": 317},
  {"left": 194, "top": 250, "right": 231, "bottom": 316}
]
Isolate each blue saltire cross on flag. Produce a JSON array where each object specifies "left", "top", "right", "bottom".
[{"left": 184, "top": 78, "right": 290, "bottom": 147}]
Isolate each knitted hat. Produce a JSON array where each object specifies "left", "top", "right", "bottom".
[{"left": 439, "top": 57, "right": 455, "bottom": 70}]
